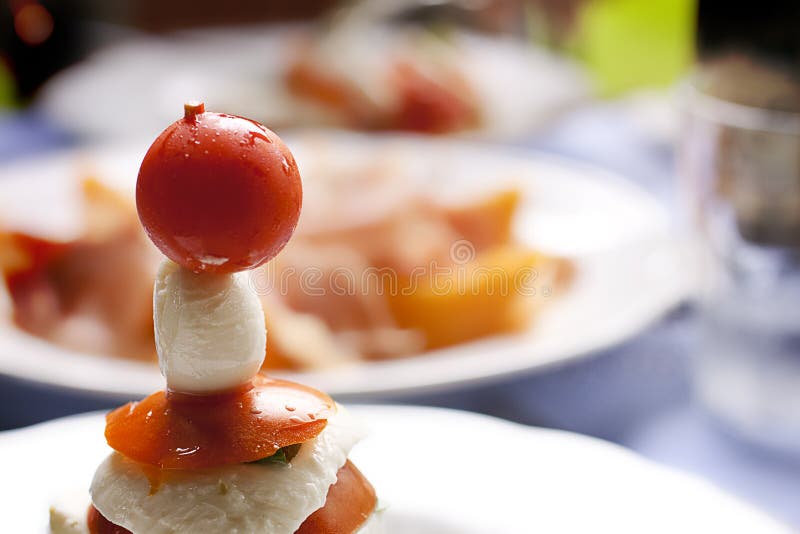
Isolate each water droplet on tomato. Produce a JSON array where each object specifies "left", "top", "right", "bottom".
[
  {"left": 285, "top": 404, "right": 296, "bottom": 412},
  {"left": 175, "top": 445, "right": 200, "bottom": 457}
]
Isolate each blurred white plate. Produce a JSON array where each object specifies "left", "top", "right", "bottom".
[
  {"left": 0, "top": 405, "right": 787, "bottom": 533},
  {"left": 37, "top": 24, "right": 588, "bottom": 141},
  {"left": 0, "top": 133, "right": 692, "bottom": 399}
]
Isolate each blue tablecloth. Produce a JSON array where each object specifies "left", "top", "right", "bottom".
[{"left": 1, "top": 106, "right": 798, "bottom": 528}]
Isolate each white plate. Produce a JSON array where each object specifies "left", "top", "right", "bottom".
[
  {"left": 37, "top": 24, "right": 588, "bottom": 141},
  {"left": 0, "top": 133, "right": 692, "bottom": 399},
  {"left": 0, "top": 405, "right": 787, "bottom": 533}
]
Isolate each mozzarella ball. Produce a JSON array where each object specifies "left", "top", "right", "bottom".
[
  {"left": 154, "top": 259, "right": 265, "bottom": 393},
  {"left": 91, "top": 408, "right": 364, "bottom": 534}
]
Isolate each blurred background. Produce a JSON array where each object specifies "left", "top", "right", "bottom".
[{"left": 1, "top": 0, "right": 800, "bottom": 529}]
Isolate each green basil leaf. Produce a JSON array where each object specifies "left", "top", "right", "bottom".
[{"left": 248, "top": 443, "right": 302, "bottom": 465}]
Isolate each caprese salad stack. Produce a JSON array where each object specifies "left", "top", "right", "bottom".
[{"left": 50, "top": 102, "right": 381, "bottom": 534}]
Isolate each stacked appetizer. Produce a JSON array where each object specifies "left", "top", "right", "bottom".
[{"left": 49, "top": 102, "right": 381, "bottom": 533}]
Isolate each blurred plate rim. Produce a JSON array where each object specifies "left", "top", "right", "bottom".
[
  {"left": 0, "top": 404, "right": 788, "bottom": 533},
  {"left": 35, "top": 22, "right": 590, "bottom": 141},
  {"left": 0, "top": 132, "right": 694, "bottom": 400}
]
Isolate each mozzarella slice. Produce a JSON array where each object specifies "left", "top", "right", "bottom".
[
  {"left": 154, "top": 259, "right": 266, "bottom": 393},
  {"left": 49, "top": 501, "right": 383, "bottom": 534},
  {"left": 91, "top": 407, "right": 363, "bottom": 534}
]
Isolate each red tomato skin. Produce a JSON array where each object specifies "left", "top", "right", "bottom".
[
  {"left": 104, "top": 375, "right": 335, "bottom": 470},
  {"left": 136, "top": 111, "right": 302, "bottom": 273}
]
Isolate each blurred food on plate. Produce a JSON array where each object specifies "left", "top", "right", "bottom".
[
  {"left": 285, "top": 27, "right": 481, "bottom": 134},
  {"left": 0, "top": 163, "right": 571, "bottom": 371},
  {"left": 37, "top": 20, "right": 588, "bottom": 139}
]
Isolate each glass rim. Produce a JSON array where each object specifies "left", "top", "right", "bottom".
[{"left": 680, "top": 79, "right": 800, "bottom": 136}]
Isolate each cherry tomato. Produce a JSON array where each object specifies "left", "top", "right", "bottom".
[
  {"left": 136, "top": 102, "right": 302, "bottom": 273},
  {"left": 104, "top": 375, "right": 335, "bottom": 470}
]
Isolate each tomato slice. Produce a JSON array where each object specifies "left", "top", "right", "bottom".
[
  {"left": 87, "top": 505, "right": 131, "bottom": 534},
  {"left": 105, "top": 375, "right": 335, "bottom": 469},
  {"left": 297, "top": 460, "right": 378, "bottom": 534},
  {"left": 87, "top": 460, "right": 375, "bottom": 534}
]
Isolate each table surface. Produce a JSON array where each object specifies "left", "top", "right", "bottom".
[{"left": 1, "top": 103, "right": 798, "bottom": 529}]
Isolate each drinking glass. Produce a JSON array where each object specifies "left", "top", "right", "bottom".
[{"left": 679, "top": 78, "right": 800, "bottom": 454}]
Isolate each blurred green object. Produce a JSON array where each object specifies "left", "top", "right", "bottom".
[
  {"left": 0, "top": 62, "right": 15, "bottom": 108},
  {"left": 576, "top": 0, "right": 695, "bottom": 96}
]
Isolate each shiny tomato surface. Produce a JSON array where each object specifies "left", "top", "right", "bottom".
[
  {"left": 105, "top": 374, "right": 334, "bottom": 469},
  {"left": 136, "top": 102, "right": 302, "bottom": 273}
]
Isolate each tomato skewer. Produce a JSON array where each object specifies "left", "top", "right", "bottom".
[{"left": 136, "top": 101, "right": 302, "bottom": 273}]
